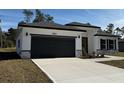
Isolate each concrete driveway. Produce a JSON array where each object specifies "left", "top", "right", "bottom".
[{"left": 32, "top": 56, "right": 124, "bottom": 83}]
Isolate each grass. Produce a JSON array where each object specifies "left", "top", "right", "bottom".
[
  {"left": 0, "top": 48, "right": 52, "bottom": 83},
  {"left": 99, "top": 60, "right": 124, "bottom": 69},
  {"left": 112, "top": 52, "right": 124, "bottom": 57},
  {"left": 0, "top": 47, "right": 16, "bottom": 52},
  {"left": 99, "top": 52, "right": 124, "bottom": 69},
  {"left": 0, "top": 59, "right": 52, "bottom": 83}
]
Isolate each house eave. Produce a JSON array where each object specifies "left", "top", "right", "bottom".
[
  {"left": 18, "top": 24, "right": 86, "bottom": 32},
  {"left": 94, "top": 34, "right": 120, "bottom": 37}
]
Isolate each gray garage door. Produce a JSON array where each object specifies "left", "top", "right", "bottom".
[{"left": 31, "top": 35, "right": 75, "bottom": 58}]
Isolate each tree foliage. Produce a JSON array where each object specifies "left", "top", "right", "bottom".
[
  {"left": 106, "top": 23, "right": 114, "bottom": 33},
  {"left": 45, "top": 14, "right": 54, "bottom": 22},
  {"left": 23, "top": 9, "right": 33, "bottom": 23},
  {"left": 121, "top": 27, "right": 124, "bottom": 36},
  {"left": 18, "top": 21, "right": 26, "bottom": 25},
  {"left": 0, "top": 28, "right": 18, "bottom": 48},
  {"left": 105, "top": 23, "right": 124, "bottom": 38},
  {"left": 33, "top": 9, "right": 54, "bottom": 23},
  {"left": 22, "top": 9, "right": 54, "bottom": 23},
  {"left": 114, "top": 27, "right": 121, "bottom": 35},
  {"left": 33, "top": 9, "right": 45, "bottom": 23},
  {"left": 7, "top": 28, "right": 17, "bottom": 45}
]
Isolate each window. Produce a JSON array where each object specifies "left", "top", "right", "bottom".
[
  {"left": 18, "top": 39, "right": 20, "bottom": 48},
  {"left": 109, "top": 40, "right": 114, "bottom": 50},
  {"left": 100, "top": 39, "right": 116, "bottom": 50},
  {"left": 100, "top": 39, "right": 106, "bottom": 50}
]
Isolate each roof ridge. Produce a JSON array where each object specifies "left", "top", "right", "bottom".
[{"left": 65, "top": 22, "right": 100, "bottom": 28}]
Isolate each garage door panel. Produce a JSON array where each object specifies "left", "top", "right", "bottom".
[{"left": 31, "top": 36, "right": 75, "bottom": 58}]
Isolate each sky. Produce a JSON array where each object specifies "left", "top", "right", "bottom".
[{"left": 0, "top": 9, "right": 124, "bottom": 31}]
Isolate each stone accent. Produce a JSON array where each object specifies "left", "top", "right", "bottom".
[
  {"left": 76, "top": 50, "right": 82, "bottom": 57},
  {"left": 21, "top": 51, "right": 30, "bottom": 58},
  {"left": 96, "top": 49, "right": 118, "bottom": 55}
]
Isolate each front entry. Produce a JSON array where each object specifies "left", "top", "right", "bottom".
[{"left": 82, "top": 37, "right": 88, "bottom": 55}]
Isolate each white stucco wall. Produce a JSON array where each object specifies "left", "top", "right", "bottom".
[
  {"left": 69, "top": 26, "right": 100, "bottom": 54},
  {"left": 18, "top": 27, "right": 85, "bottom": 58},
  {"left": 75, "top": 35, "right": 82, "bottom": 57}
]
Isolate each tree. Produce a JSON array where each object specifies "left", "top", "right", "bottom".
[
  {"left": 114, "top": 27, "right": 121, "bottom": 35},
  {"left": 120, "top": 27, "right": 124, "bottom": 37},
  {"left": 5, "top": 40, "right": 14, "bottom": 47},
  {"left": 33, "top": 9, "right": 54, "bottom": 23},
  {"left": 0, "top": 19, "right": 2, "bottom": 48},
  {"left": 23, "top": 9, "right": 33, "bottom": 23},
  {"left": 0, "top": 31, "right": 9, "bottom": 48},
  {"left": 106, "top": 23, "right": 114, "bottom": 34},
  {"left": 45, "top": 14, "right": 54, "bottom": 22},
  {"left": 18, "top": 21, "right": 26, "bottom": 25},
  {"left": 33, "top": 9, "right": 45, "bottom": 23},
  {"left": 7, "top": 28, "right": 17, "bottom": 46},
  {"left": 86, "top": 23, "right": 91, "bottom": 25}
]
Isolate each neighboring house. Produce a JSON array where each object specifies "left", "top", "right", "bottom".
[
  {"left": 118, "top": 39, "right": 124, "bottom": 52},
  {"left": 16, "top": 22, "right": 119, "bottom": 58}
]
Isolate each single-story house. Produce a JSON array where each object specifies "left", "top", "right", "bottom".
[{"left": 16, "top": 22, "right": 120, "bottom": 58}]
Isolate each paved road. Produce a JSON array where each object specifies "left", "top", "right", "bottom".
[{"left": 32, "top": 56, "right": 124, "bottom": 83}]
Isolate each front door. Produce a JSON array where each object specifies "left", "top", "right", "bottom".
[{"left": 82, "top": 37, "right": 88, "bottom": 55}]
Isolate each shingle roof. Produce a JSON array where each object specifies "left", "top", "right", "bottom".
[
  {"left": 65, "top": 22, "right": 101, "bottom": 28},
  {"left": 94, "top": 31, "right": 120, "bottom": 37},
  {"left": 18, "top": 22, "right": 86, "bottom": 32}
]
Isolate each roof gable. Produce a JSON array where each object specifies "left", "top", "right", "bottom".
[{"left": 65, "top": 22, "right": 101, "bottom": 28}]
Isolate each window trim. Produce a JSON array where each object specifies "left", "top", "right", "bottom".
[
  {"left": 100, "top": 39, "right": 107, "bottom": 50},
  {"left": 100, "top": 39, "right": 117, "bottom": 50},
  {"left": 109, "top": 39, "right": 114, "bottom": 50}
]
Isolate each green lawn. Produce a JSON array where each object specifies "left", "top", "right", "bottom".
[
  {"left": 0, "top": 48, "right": 52, "bottom": 83},
  {"left": 113, "top": 52, "right": 124, "bottom": 57},
  {"left": 0, "top": 47, "right": 16, "bottom": 52},
  {"left": 99, "top": 52, "right": 124, "bottom": 69},
  {"left": 99, "top": 60, "right": 124, "bottom": 69}
]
